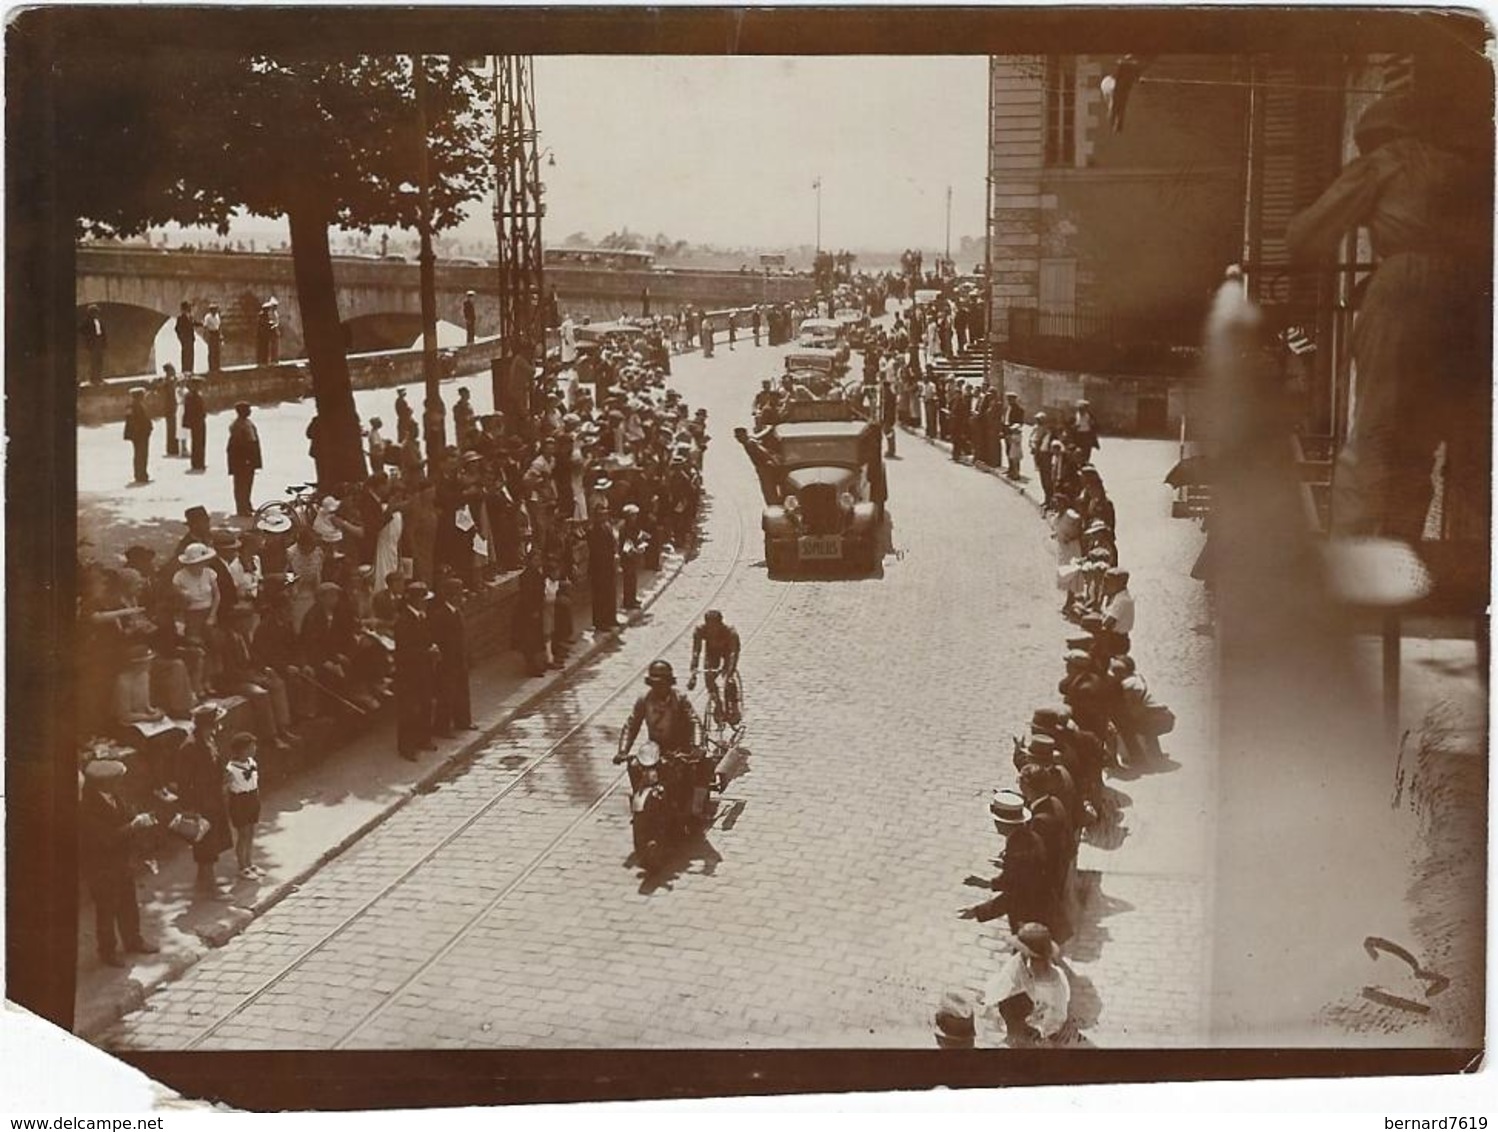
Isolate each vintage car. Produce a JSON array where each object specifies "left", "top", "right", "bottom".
[
  {"left": 795, "top": 318, "right": 851, "bottom": 362},
  {"left": 573, "top": 320, "right": 647, "bottom": 351},
  {"left": 762, "top": 419, "right": 884, "bottom": 576},
  {"left": 784, "top": 344, "right": 849, "bottom": 380}
]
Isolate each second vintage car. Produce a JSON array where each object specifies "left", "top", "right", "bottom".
[{"left": 761, "top": 418, "right": 885, "bottom": 576}]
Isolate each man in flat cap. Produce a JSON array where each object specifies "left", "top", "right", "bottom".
[
  {"left": 80, "top": 760, "right": 159, "bottom": 966},
  {"left": 227, "top": 401, "right": 262, "bottom": 517},
  {"left": 123, "top": 388, "right": 154, "bottom": 485}
]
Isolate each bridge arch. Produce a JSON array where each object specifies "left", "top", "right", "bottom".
[
  {"left": 75, "top": 301, "right": 171, "bottom": 382},
  {"left": 342, "top": 312, "right": 468, "bottom": 354}
]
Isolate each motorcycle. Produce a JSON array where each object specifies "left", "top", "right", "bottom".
[{"left": 625, "top": 740, "right": 718, "bottom": 872}]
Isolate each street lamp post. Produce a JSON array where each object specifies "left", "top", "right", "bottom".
[
  {"left": 414, "top": 54, "right": 446, "bottom": 473},
  {"left": 945, "top": 184, "right": 952, "bottom": 270},
  {"left": 813, "top": 176, "right": 822, "bottom": 254}
]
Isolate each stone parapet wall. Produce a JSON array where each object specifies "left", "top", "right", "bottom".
[{"left": 77, "top": 337, "right": 506, "bottom": 427}]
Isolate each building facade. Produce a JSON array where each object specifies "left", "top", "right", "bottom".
[{"left": 987, "top": 55, "right": 1248, "bottom": 362}]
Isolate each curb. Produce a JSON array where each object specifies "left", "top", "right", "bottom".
[{"left": 84, "top": 551, "right": 690, "bottom": 1042}]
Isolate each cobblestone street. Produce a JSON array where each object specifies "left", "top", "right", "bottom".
[{"left": 103, "top": 338, "right": 1212, "bottom": 1050}]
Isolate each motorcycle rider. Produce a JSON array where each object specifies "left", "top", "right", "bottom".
[
  {"left": 615, "top": 659, "right": 706, "bottom": 823},
  {"left": 687, "top": 610, "right": 742, "bottom": 730}
]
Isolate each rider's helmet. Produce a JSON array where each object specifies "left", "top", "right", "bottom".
[
  {"left": 645, "top": 659, "right": 676, "bottom": 687},
  {"left": 704, "top": 610, "right": 723, "bottom": 625}
]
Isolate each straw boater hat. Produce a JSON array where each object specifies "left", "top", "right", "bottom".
[
  {"left": 178, "top": 542, "right": 215, "bottom": 566},
  {"left": 256, "top": 512, "right": 293, "bottom": 535},
  {"left": 989, "top": 788, "right": 1031, "bottom": 834}
]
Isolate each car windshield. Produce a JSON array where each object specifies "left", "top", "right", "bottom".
[{"left": 777, "top": 436, "right": 863, "bottom": 467}]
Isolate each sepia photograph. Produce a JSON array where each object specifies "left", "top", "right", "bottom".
[{"left": 4, "top": 3, "right": 1491, "bottom": 1110}]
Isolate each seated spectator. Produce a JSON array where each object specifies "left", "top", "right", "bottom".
[
  {"left": 219, "top": 602, "right": 295, "bottom": 750},
  {"left": 285, "top": 527, "right": 325, "bottom": 630},
  {"left": 300, "top": 581, "right": 377, "bottom": 713},
  {"left": 172, "top": 542, "right": 223, "bottom": 690},
  {"left": 252, "top": 582, "right": 319, "bottom": 723},
  {"left": 982, "top": 923, "right": 1072, "bottom": 1046}
]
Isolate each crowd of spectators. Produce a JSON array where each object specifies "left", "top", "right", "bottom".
[
  {"left": 930, "top": 391, "right": 1174, "bottom": 1047},
  {"left": 77, "top": 312, "right": 716, "bottom": 936}
]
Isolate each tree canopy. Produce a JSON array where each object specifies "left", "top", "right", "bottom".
[{"left": 56, "top": 52, "right": 495, "bottom": 482}]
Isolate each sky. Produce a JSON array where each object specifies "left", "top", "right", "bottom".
[
  {"left": 531, "top": 56, "right": 989, "bottom": 253},
  {"left": 160, "top": 56, "right": 991, "bottom": 258}
]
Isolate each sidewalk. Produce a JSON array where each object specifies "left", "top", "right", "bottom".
[{"left": 75, "top": 551, "right": 687, "bottom": 1039}]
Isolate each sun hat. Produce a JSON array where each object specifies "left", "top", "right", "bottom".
[
  {"left": 256, "top": 512, "right": 293, "bottom": 535},
  {"left": 933, "top": 991, "right": 976, "bottom": 1049},
  {"left": 1015, "top": 922, "right": 1061, "bottom": 963},
  {"left": 178, "top": 542, "right": 215, "bottom": 566},
  {"left": 319, "top": 497, "right": 341, "bottom": 514}
]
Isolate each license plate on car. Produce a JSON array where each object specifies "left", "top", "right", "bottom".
[{"left": 798, "top": 535, "right": 842, "bottom": 560}]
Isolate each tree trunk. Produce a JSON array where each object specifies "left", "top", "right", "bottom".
[{"left": 287, "top": 204, "right": 367, "bottom": 486}]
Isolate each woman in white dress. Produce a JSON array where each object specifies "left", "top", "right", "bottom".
[{"left": 372, "top": 489, "right": 405, "bottom": 597}]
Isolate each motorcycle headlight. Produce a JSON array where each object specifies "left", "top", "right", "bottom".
[
  {"left": 838, "top": 492, "right": 856, "bottom": 510},
  {"left": 636, "top": 741, "right": 662, "bottom": 768}
]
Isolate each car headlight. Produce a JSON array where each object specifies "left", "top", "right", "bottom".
[
  {"left": 838, "top": 492, "right": 856, "bottom": 510},
  {"left": 784, "top": 494, "right": 800, "bottom": 514}
]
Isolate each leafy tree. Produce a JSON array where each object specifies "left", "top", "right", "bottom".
[{"left": 57, "top": 50, "right": 493, "bottom": 485}]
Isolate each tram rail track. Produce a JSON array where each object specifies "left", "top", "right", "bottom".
[{"left": 175, "top": 483, "right": 790, "bottom": 1051}]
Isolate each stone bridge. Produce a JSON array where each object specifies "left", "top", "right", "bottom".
[{"left": 75, "top": 246, "right": 815, "bottom": 380}]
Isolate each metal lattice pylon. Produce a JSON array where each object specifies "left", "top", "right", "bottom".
[{"left": 492, "top": 55, "right": 546, "bottom": 353}]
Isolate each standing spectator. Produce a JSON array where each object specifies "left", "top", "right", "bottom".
[
  {"left": 124, "top": 388, "right": 154, "bottom": 485},
  {"left": 156, "top": 364, "right": 181, "bottom": 459},
  {"left": 1067, "top": 400, "right": 1099, "bottom": 462},
  {"left": 453, "top": 387, "right": 476, "bottom": 449},
  {"left": 727, "top": 317, "right": 737, "bottom": 352},
  {"left": 226, "top": 402, "right": 263, "bottom": 518},
  {"left": 587, "top": 499, "right": 620, "bottom": 632},
  {"left": 949, "top": 383, "right": 970, "bottom": 463},
  {"left": 513, "top": 549, "right": 549, "bottom": 678},
  {"left": 223, "top": 732, "right": 264, "bottom": 879},
  {"left": 752, "top": 306, "right": 762, "bottom": 346},
  {"left": 394, "top": 387, "right": 417, "bottom": 446},
  {"left": 80, "top": 759, "right": 159, "bottom": 967},
  {"left": 367, "top": 416, "right": 388, "bottom": 470},
  {"left": 182, "top": 377, "right": 208, "bottom": 473},
  {"left": 1006, "top": 424, "right": 1025, "bottom": 480},
  {"left": 175, "top": 301, "right": 197, "bottom": 373},
  {"left": 618, "top": 503, "right": 644, "bottom": 613},
  {"left": 264, "top": 298, "right": 281, "bottom": 364},
  {"left": 172, "top": 704, "right": 234, "bottom": 895},
  {"left": 879, "top": 376, "right": 898, "bottom": 457},
  {"left": 462, "top": 290, "right": 477, "bottom": 345},
  {"left": 394, "top": 581, "right": 436, "bottom": 760},
  {"left": 1030, "top": 413, "right": 1054, "bottom": 506},
  {"left": 430, "top": 576, "right": 475, "bottom": 737},
  {"left": 80, "top": 304, "right": 107, "bottom": 384},
  {"left": 202, "top": 303, "right": 223, "bottom": 374}
]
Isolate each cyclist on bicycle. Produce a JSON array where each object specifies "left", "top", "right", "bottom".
[{"left": 687, "top": 610, "right": 742, "bottom": 729}]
